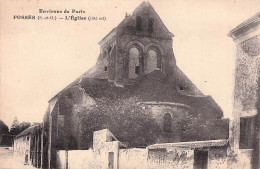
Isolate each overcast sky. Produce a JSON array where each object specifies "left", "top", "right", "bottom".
[{"left": 1, "top": 0, "right": 260, "bottom": 127}]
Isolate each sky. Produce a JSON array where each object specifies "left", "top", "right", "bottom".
[{"left": 1, "top": 0, "right": 260, "bottom": 127}]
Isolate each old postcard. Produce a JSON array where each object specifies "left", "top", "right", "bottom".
[{"left": 0, "top": 0, "right": 260, "bottom": 168}]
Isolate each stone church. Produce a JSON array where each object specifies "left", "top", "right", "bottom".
[{"left": 41, "top": 2, "right": 229, "bottom": 168}]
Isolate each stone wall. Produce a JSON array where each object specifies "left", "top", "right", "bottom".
[
  {"left": 55, "top": 85, "right": 96, "bottom": 150},
  {"left": 14, "top": 125, "right": 42, "bottom": 168},
  {"left": 234, "top": 35, "right": 260, "bottom": 115},
  {"left": 238, "top": 149, "right": 253, "bottom": 169},
  {"left": 96, "top": 2, "right": 178, "bottom": 83},
  {"left": 99, "top": 34, "right": 116, "bottom": 81},
  {"left": 92, "top": 129, "right": 120, "bottom": 169},
  {"left": 119, "top": 148, "right": 148, "bottom": 169},
  {"left": 56, "top": 150, "right": 66, "bottom": 169},
  {"left": 144, "top": 102, "right": 190, "bottom": 142},
  {"left": 115, "top": 34, "right": 174, "bottom": 82},
  {"left": 14, "top": 136, "right": 30, "bottom": 164},
  {"left": 56, "top": 146, "right": 231, "bottom": 169},
  {"left": 145, "top": 102, "right": 190, "bottom": 126},
  {"left": 57, "top": 148, "right": 147, "bottom": 169},
  {"left": 228, "top": 13, "right": 260, "bottom": 169},
  {"left": 147, "top": 148, "right": 194, "bottom": 169},
  {"left": 55, "top": 129, "right": 233, "bottom": 169},
  {"left": 208, "top": 147, "right": 228, "bottom": 169},
  {"left": 56, "top": 150, "right": 93, "bottom": 169}
]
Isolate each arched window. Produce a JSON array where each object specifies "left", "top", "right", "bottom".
[
  {"left": 147, "top": 49, "right": 158, "bottom": 73},
  {"left": 136, "top": 16, "right": 142, "bottom": 31},
  {"left": 163, "top": 113, "right": 172, "bottom": 133},
  {"left": 148, "top": 18, "right": 154, "bottom": 32},
  {"left": 128, "top": 47, "right": 140, "bottom": 79}
]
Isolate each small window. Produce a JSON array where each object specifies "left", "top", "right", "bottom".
[
  {"left": 136, "top": 16, "right": 142, "bottom": 31},
  {"left": 148, "top": 18, "right": 154, "bottom": 32},
  {"left": 135, "top": 66, "right": 140, "bottom": 74},
  {"left": 104, "top": 66, "right": 108, "bottom": 71},
  {"left": 180, "top": 86, "right": 184, "bottom": 91}
]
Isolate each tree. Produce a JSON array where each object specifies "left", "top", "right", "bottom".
[
  {"left": 177, "top": 114, "right": 229, "bottom": 142},
  {"left": 0, "top": 119, "right": 12, "bottom": 146},
  {"left": 19, "top": 122, "right": 31, "bottom": 133},
  {"left": 0, "top": 120, "right": 9, "bottom": 136},
  {"left": 80, "top": 96, "right": 161, "bottom": 149},
  {"left": 9, "top": 117, "right": 20, "bottom": 135},
  {"left": 9, "top": 117, "right": 32, "bottom": 136}
]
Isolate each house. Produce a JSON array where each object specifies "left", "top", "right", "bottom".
[
  {"left": 228, "top": 12, "right": 260, "bottom": 169},
  {"left": 13, "top": 124, "right": 42, "bottom": 168}
]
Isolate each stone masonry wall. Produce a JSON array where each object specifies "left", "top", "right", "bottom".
[
  {"left": 147, "top": 148, "right": 194, "bottom": 169},
  {"left": 115, "top": 34, "right": 175, "bottom": 82},
  {"left": 119, "top": 148, "right": 148, "bottom": 169},
  {"left": 208, "top": 147, "right": 228, "bottom": 169},
  {"left": 234, "top": 35, "right": 260, "bottom": 114}
]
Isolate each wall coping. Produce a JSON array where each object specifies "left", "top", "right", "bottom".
[
  {"left": 241, "top": 109, "right": 257, "bottom": 117},
  {"left": 147, "top": 139, "right": 229, "bottom": 149},
  {"left": 228, "top": 12, "right": 260, "bottom": 40}
]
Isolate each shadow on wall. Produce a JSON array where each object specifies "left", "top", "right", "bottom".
[{"left": 252, "top": 74, "right": 260, "bottom": 169}]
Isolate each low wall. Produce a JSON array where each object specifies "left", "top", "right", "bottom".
[
  {"left": 208, "top": 147, "right": 228, "bottom": 169},
  {"left": 56, "top": 151, "right": 66, "bottom": 169},
  {"left": 56, "top": 150, "right": 93, "bottom": 169},
  {"left": 148, "top": 148, "right": 194, "bottom": 169},
  {"left": 237, "top": 149, "right": 253, "bottom": 169},
  {"left": 119, "top": 148, "right": 148, "bottom": 169},
  {"left": 57, "top": 148, "right": 149, "bottom": 169},
  {"left": 56, "top": 145, "right": 232, "bottom": 169}
]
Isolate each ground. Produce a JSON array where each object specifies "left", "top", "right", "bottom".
[{"left": 0, "top": 147, "right": 35, "bottom": 169}]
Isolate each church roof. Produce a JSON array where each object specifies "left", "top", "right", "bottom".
[
  {"left": 48, "top": 63, "right": 223, "bottom": 119},
  {"left": 67, "top": 70, "right": 223, "bottom": 119}
]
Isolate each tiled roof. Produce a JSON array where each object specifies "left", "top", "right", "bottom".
[
  {"left": 15, "top": 124, "right": 41, "bottom": 139},
  {"left": 229, "top": 12, "right": 260, "bottom": 35},
  {"left": 229, "top": 12, "right": 260, "bottom": 39}
]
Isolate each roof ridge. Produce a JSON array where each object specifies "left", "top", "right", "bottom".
[{"left": 15, "top": 124, "right": 40, "bottom": 138}]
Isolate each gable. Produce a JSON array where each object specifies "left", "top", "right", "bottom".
[{"left": 117, "top": 1, "right": 173, "bottom": 39}]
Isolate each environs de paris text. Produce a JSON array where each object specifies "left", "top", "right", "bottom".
[{"left": 39, "top": 9, "right": 85, "bottom": 13}]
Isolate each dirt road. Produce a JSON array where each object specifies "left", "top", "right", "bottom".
[{"left": 0, "top": 147, "right": 35, "bottom": 169}]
